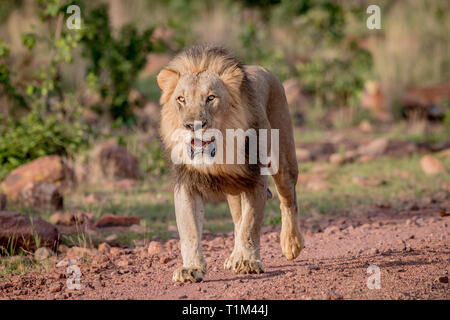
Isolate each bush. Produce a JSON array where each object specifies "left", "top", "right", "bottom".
[
  {"left": 0, "top": 104, "right": 90, "bottom": 179},
  {"left": 81, "top": 4, "right": 154, "bottom": 125}
]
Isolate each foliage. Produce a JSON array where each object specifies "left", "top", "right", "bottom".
[
  {"left": 81, "top": 4, "right": 154, "bottom": 125},
  {"left": 0, "top": 0, "right": 90, "bottom": 178},
  {"left": 297, "top": 41, "right": 373, "bottom": 109},
  {"left": 0, "top": 103, "right": 89, "bottom": 179}
]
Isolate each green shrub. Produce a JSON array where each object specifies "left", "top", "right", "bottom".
[
  {"left": 81, "top": 4, "right": 154, "bottom": 125},
  {"left": 0, "top": 104, "right": 90, "bottom": 179}
]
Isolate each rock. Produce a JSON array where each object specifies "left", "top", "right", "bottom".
[
  {"left": 329, "top": 153, "right": 345, "bottom": 165},
  {"left": 160, "top": 255, "right": 171, "bottom": 264},
  {"left": 327, "top": 289, "right": 343, "bottom": 300},
  {"left": 358, "top": 155, "right": 374, "bottom": 163},
  {"left": 95, "top": 213, "right": 140, "bottom": 228},
  {"left": 357, "top": 138, "right": 389, "bottom": 157},
  {"left": 49, "top": 210, "right": 93, "bottom": 226},
  {"left": 308, "top": 265, "right": 320, "bottom": 271},
  {"left": 57, "top": 244, "right": 69, "bottom": 254},
  {"left": 438, "top": 276, "right": 448, "bottom": 283},
  {"left": 438, "top": 149, "right": 450, "bottom": 159},
  {"left": 66, "top": 246, "right": 93, "bottom": 259},
  {"left": 147, "top": 241, "right": 164, "bottom": 255},
  {"left": 295, "top": 148, "right": 312, "bottom": 162},
  {"left": 84, "top": 193, "right": 103, "bottom": 204},
  {"left": 117, "top": 259, "right": 131, "bottom": 268},
  {"left": 110, "top": 247, "right": 121, "bottom": 257},
  {"left": 324, "top": 226, "right": 340, "bottom": 235},
  {"left": 98, "top": 242, "right": 111, "bottom": 254},
  {"left": 420, "top": 155, "right": 447, "bottom": 175},
  {"left": 0, "top": 193, "right": 6, "bottom": 210},
  {"left": 129, "top": 224, "right": 147, "bottom": 234},
  {"left": 369, "top": 248, "right": 379, "bottom": 255},
  {"left": 50, "top": 282, "right": 63, "bottom": 293},
  {"left": 98, "top": 145, "right": 142, "bottom": 180},
  {"left": 34, "top": 247, "right": 54, "bottom": 261},
  {"left": 16, "top": 182, "right": 63, "bottom": 210},
  {"left": 0, "top": 211, "right": 59, "bottom": 251},
  {"left": 105, "top": 234, "right": 118, "bottom": 242},
  {"left": 56, "top": 258, "right": 77, "bottom": 268},
  {"left": 359, "top": 120, "right": 373, "bottom": 133},
  {"left": 1, "top": 156, "right": 74, "bottom": 202}
]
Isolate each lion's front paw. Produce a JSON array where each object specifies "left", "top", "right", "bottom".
[
  {"left": 172, "top": 266, "right": 206, "bottom": 283},
  {"left": 280, "top": 228, "right": 304, "bottom": 260},
  {"left": 224, "top": 253, "right": 264, "bottom": 274}
]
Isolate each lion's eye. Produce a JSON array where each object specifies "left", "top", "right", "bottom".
[
  {"left": 177, "top": 96, "right": 185, "bottom": 103},
  {"left": 206, "top": 95, "right": 216, "bottom": 103}
]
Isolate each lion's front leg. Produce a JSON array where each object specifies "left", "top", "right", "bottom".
[
  {"left": 172, "top": 184, "right": 206, "bottom": 283},
  {"left": 224, "top": 178, "right": 267, "bottom": 274}
]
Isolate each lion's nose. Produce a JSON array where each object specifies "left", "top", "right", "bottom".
[{"left": 184, "top": 120, "right": 207, "bottom": 131}]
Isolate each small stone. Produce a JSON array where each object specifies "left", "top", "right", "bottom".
[
  {"left": 438, "top": 276, "right": 448, "bottom": 283},
  {"left": 324, "top": 225, "right": 340, "bottom": 235},
  {"left": 105, "top": 234, "right": 118, "bottom": 242},
  {"left": 98, "top": 242, "right": 111, "bottom": 254},
  {"left": 56, "top": 258, "right": 77, "bottom": 268},
  {"left": 110, "top": 247, "right": 121, "bottom": 257},
  {"left": 329, "top": 153, "right": 345, "bottom": 165},
  {"left": 147, "top": 241, "right": 164, "bottom": 255},
  {"left": 308, "top": 264, "right": 320, "bottom": 271},
  {"left": 34, "top": 247, "right": 53, "bottom": 261},
  {"left": 50, "top": 282, "right": 63, "bottom": 293},
  {"left": 369, "top": 248, "right": 379, "bottom": 255},
  {"left": 420, "top": 155, "right": 447, "bottom": 175},
  {"left": 117, "top": 260, "right": 131, "bottom": 268},
  {"left": 160, "top": 256, "right": 171, "bottom": 264}
]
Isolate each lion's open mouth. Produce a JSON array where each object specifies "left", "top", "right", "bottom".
[{"left": 188, "top": 137, "right": 216, "bottom": 159}]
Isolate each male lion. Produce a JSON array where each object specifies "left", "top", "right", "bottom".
[{"left": 157, "top": 44, "right": 303, "bottom": 283}]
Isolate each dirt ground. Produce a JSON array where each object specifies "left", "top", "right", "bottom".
[{"left": 0, "top": 201, "right": 448, "bottom": 300}]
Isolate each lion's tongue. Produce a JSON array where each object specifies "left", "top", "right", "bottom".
[{"left": 191, "top": 138, "right": 207, "bottom": 149}]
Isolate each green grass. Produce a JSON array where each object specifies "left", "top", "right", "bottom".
[{"left": 298, "top": 154, "right": 450, "bottom": 217}]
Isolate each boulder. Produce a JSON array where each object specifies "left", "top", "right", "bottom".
[
  {"left": 1, "top": 155, "right": 74, "bottom": 202},
  {"left": 98, "top": 145, "right": 142, "bottom": 180},
  {"left": 95, "top": 213, "right": 140, "bottom": 228},
  {"left": 49, "top": 210, "right": 93, "bottom": 226},
  {"left": 420, "top": 155, "right": 447, "bottom": 175},
  {"left": 16, "top": 182, "right": 63, "bottom": 210},
  {"left": 34, "top": 247, "right": 54, "bottom": 261},
  {"left": 357, "top": 138, "right": 389, "bottom": 157},
  {"left": 0, "top": 211, "right": 59, "bottom": 252}
]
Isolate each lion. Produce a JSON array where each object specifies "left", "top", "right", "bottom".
[{"left": 157, "top": 44, "right": 303, "bottom": 283}]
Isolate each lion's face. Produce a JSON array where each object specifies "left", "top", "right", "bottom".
[
  {"left": 171, "top": 71, "right": 232, "bottom": 133},
  {"left": 157, "top": 46, "right": 260, "bottom": 190}
]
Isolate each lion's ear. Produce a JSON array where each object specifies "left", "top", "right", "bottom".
[
  {"left": 220, "top": 67, "right": 244, "bottom": 103},
  {"left": 220, "top": 67, "right": 244, "bottom": 92},
  {"left": 157, "top": 68, "right": 179, "bottom": 104}
]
